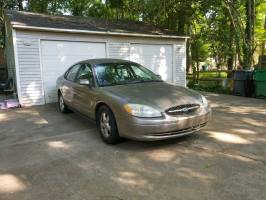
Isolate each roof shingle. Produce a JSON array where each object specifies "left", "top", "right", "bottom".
[{"left": 5, "top": 10, "right": 185, "bottom": 38}]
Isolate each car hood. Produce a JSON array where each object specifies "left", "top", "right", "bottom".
[{"left": 101, "top": 82, "right": 203, "bottom": 111}]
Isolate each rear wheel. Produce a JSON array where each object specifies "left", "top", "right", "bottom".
[
  {"left": 97, "top": 106, "right": 121, "bottom": 144},
  {"left": 58, "top": 92, "right": 70, "bottom": 113}
]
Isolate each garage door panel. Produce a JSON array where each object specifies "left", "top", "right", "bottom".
[
  {"left": 41, "top": 41, "right": 105, "bottom": 56},
  {"left": 41, "top": 41, "right": 106, "bottom": 103},
  {"left": 130, "top": 44, "right": 173, "bottom": 83}
]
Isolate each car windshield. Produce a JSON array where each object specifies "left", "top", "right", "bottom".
[{"left": 94, "top": 62, "right": 162, "bottom": 87}]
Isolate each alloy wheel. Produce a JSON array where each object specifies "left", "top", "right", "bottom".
[
  {"left": 100, "top": 112, "right": 111, "bottom": 138},
  {"left": 59, "top": 95, "right": 65, "bottom": 111}
]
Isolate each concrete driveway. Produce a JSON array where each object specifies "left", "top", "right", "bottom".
[{"left": 0, "top": 93, "right": 265, "bottom": 200}]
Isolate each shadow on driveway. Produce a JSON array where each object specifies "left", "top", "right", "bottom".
[{"left": 0, "top": 93, "right": 265, "bottom": 200}]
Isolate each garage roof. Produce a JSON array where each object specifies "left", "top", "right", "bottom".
[{"left": 5, "top": 10, "right": 188, "bottom": 39}]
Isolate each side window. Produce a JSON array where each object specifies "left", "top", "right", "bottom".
[
  {"left": 66, "top": 64, "right": 80, "bottom": 82},
  {"left": 76, "top": 64, "right": 94, "bottom": 82}
]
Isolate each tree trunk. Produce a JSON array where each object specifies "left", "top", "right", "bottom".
[
  {"left": 227, "top": 21, "right": 234, "bottom": 72},
  {"left": 224, "top": 0, "right": 243, "bottom": 68},
  {"left": 17, "top": 0, "right": 24, "bottom": 10},
  {"left": 186, "top": 39, "right": 192, "bottom": 73},
  {"left": 121, "top": 5, "right": 124, "bottom": 19},
  {"left": 177, "top": 14, "right": 185, "bottom": 34},
  {"left": 243, "top": 0, "right": 255, "bottom": 69},
  {"left": 196, "top": 61, "right": 200, "bottom": 81},
  {"left": 192, "top": 63, "right": 196, "bottom": 84},
  {"left": 186, "top": 22, "right": 192, "bottom": 73},
  {"left": 261, "top": 16, "right": 266, "bottom": 56},
  {"left": 0, "top": 1, "right": 5, "bottom": 23},
  {"left": 51, "top": 0, "right": 57, "bottom": 14}
]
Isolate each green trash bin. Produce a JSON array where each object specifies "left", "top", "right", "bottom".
[{"left": 254, "top": 70, "right": 266, "bottom": 98}]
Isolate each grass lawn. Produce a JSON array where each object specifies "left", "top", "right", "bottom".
[
  {"left": 187, "top": 71, "right": 228, "bottom": 79},
  {"left": 187, "top": 71, "right": 231, "bottom": 94},
  {"left": 198, "top": 71, "right": 228, "bottom": 78}
]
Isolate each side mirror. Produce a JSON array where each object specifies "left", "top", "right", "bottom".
[
  {"left": 79, "top": 79, "right": 90, "bottom": 86},
  {"left": 156, "top": 74, "right": 162, "bottom": 80}
]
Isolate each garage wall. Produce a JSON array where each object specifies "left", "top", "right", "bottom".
[
  {"left": 175, "top": 43, "right": 186, "bottom": 86},
  {"left": 130, "top": 44, "right": 173, "bottom": 82},
  {"left": 15, "top": 35, "right": 44, "bottom": 105},
  {"left": 14, "top": 30, "right": 186, "bottom": 106}
]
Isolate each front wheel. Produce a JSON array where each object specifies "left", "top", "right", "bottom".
[
  {"left": 58, "top": 92, "right": 70, "bottom": 113},
  {"left": 97, "top": 106, "right": 121, "bottom": 144}
]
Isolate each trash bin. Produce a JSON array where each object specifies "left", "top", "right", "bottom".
[
  {"left": 233, "top": 70, "right": 254, "bottom": 97},
  {"left": 254, "top": 70, "right": 266, "bottom": 98}
]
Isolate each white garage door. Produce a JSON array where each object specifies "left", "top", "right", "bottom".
[
  {"left": 130, "top": 44, "right": 173, "bottom": 82},
  {"left": 41, "top": 40, "right": 106, "bottom": 103}
]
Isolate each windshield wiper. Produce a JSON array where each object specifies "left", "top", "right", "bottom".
[
  {"left": 101, "top": 81, "right": 141, "bottom": 87},
  {"left": 138, "top": 79, "right": 163, "bottom": 83},
  {"left": 100, "top": 79, "right": 162, "bottom": 87}
]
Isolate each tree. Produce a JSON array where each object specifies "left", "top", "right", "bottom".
[
  {"left": 243, "top": 0, "right": 255, "bottom": 68},
  {"left": 0, "top": 0, "right": 26, "bottom": 47},
  {"left": 0, "top": 0, "right": 265, "bottom": 70},
  {"left": 255, "top": 1, "right": 266, "bottom": 56}
]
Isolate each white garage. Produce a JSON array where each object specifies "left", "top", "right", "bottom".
[
  {"left": 41, "top": 41, "right": 106, "bottom": 103},
  {"left": 130, "top": 44, "right": 173, "bottom": 82},
  {"left": 5, "top": 10, "right": 188, "bottom": 106}
]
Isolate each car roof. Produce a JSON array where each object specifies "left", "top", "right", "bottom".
[{"left": 79, "top": 58, "right": 137, "bottom": 65}]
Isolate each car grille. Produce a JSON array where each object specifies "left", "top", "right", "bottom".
[
  {"left": 165, "top": 104, "right": 200, "bottom": 116},
  {"left": 151, "top": 122, "right": 207, "bottom": 137}
]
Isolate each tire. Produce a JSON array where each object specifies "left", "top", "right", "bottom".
[
  {"left": 58, "top": 92, "right": 70, "bottom": 113},
  {"left": 97, "top": 105, "right": 121, "bottom": 144}
]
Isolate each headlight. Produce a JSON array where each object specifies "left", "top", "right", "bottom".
[
  {"left": 124, "top": 104, "right": 162, "bottom": 118},
  {"left": 201, "top": 95, "right": 209, "bottom": 107}
]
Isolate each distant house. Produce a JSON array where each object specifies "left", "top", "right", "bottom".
[{"left": 4, "top": 10, "right": 188, "bottom": 106}]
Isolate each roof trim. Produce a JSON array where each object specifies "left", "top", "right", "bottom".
[{"left": 12, "top": 24, "right": 189, "bottom": 39}]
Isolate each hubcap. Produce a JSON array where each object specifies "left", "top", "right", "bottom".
[
  {"left": 59, "top": 95, "right": 64, "bottom": 111},
  {"left": 100, "top": 112, "right": 111, "bottom": 138}
]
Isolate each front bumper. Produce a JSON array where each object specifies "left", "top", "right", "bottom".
[{"left": 116, "top": 107, "right": 211, "bottom": 141}]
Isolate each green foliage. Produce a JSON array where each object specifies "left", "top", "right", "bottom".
[
  {"left": 255, "top": 1, "right": 266, "bottom": 56},
  {"left": 1, "top": 0, "right": 265, "bottom": 70},
  {"left": 255, "top": 1, "right": 266, "bottom": 42},
  {"left": 65, "top": 0, "right": 93, "bottom": 16},
  {"left": 191, "top": 38, "right": 209, "bottom": 63}
]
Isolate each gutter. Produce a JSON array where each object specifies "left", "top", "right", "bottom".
[{"left": 11, "top": 24, "right": 190, "bottom": 39}]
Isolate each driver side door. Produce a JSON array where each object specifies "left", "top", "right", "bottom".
[{"left": 73, "top": 64, "right": 95, "bottom": 118}]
